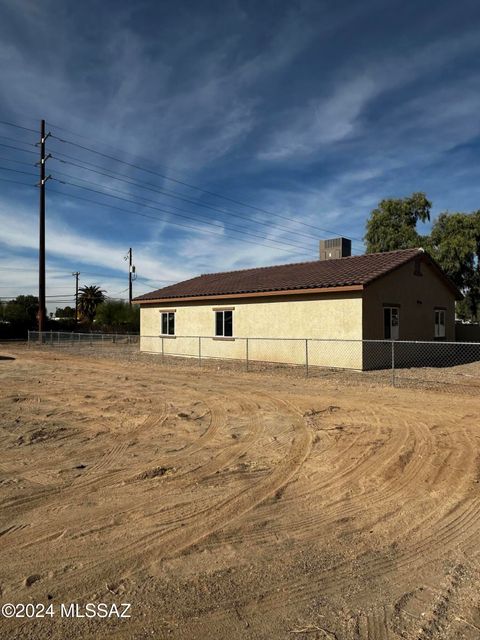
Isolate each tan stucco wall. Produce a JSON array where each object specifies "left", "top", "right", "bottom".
[
  {"left": 362, "top": 257, "right": 456, "bottom": 341},
  {"left": 140, "top": 292, "right": 363, "bottom": 368}
]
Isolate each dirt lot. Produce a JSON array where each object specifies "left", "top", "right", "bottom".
[{"left": 1, "top": 345, "right": 479, "bottom": 639}]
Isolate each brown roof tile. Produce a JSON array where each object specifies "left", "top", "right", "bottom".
[{"left": 133, "top": 248, "right": 455, "bottom": 302}]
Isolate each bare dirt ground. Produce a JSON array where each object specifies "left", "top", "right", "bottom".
[{"left": 1, "top": 344, "right": 479, "bottom": 640}]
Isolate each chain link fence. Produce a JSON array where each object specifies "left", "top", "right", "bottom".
[
  {"left": 28, "top": 331, "right": 139, "bottom": 350},
  {"left": 28, "top": 331, "right": 480, "bottom": 392}
]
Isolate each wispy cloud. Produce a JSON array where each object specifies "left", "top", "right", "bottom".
[{"left": 258, "top": 28, "right": 480, "bottom": 163}]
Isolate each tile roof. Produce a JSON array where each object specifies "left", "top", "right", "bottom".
[{"left": 134, "top": 248, "right": 450, "bottom": 302}]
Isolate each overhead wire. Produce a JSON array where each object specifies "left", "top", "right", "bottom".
[
  {"left": 0, "top": 142, "right": 38, "bottom": 156},
  {"left": 0, "top": 156, "right": 36, "bottom": 168},
  {"left": 0, "top": 176, "right": 35, "bottom": 188},
  {"left": 49, "top": 131, "right": 364, "bottom": 244},
  {"left": 49, "top": 150, "right": 340, "bottom": 246},
  {"left": 0, "top": 120, "right": 38, "bottom": 134},
  {"left": 48, "top": 181, "right": 309, "bottom": 256},
  {"left": 0, "top": 165, "right": 38, "bottom": 178},
  {"left": 2, "top": 118, "right": 365, "bottom": 246},
  {"left": 50, "top": 169, "right": 315, "bottom": 253},
  {"left": 0, "top": 134, "right": 36, "bottom": 148}
]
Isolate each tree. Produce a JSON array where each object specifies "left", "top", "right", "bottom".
[
  {"left": 429, "top": 211, "right": 480, "bottom": 320},
  {"left": 365, "top": 192, "right": 431, "bottom": 253},
  {"left": 95, "top": 300, "right": 140, "bottom": 332},
  {"left": 78, "top": 285, "right": 106, "bottom": 323},
  {"left": 55, "top": 306, "right": 75, "bottom": 319},
  {"left": 364, "top": 194, "right": 480, "bottom": 321},
  {"left": 2, "top": 295, "right": 39, "bottom": 327},
  {"left": 0, "top": 295, "right": 39, "bottom": 338}
]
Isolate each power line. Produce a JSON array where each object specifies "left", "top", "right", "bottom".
[
  {"left": 46, "top": 119, "right": 215, "bottom": 182},
  {"left": 50, "top": 169, "right": 314, "bottom": 253},
  {"left": 0, "top": 156, "right": 35, "bottom": 168},
  {"left": 0, "top": 120, "right": 38, "bottom": 133},
  {"left": 0, "top": 176, "right": 36, "bottom": 188},
  {"left": 0, "top": 296, "right": 75, "bottom": 301},
  {"left": 48, "top": 181, "right": 308, "bottom": 256},
  {"left": 49, "top": 132, "right": 364, "bottom": 243},
  {"left": 2, "top": 118, "right": 365, "bottom": 246},
  {"left": 0, "top": 134, "right": 36, "bottom": 147},
  {"left": 50, "top": 151, "right": 334, "bottom": 246},
  {"left": 12, "top": 167, "right": 316, "bottom": 262},
  {"left": 0, "top": 173, "right": 323, "bottom": 264},
  {"left": 0, "top": 266, "right": 178, "bottom": 286},
  {"left": 0, "top": 165, "right": 37, "bottom": 177},
  {"left": 0, "top": 141, "right": 38, "bottom": 156}
]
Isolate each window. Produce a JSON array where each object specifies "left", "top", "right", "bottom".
[
  {"left": 434, "top": 309, "right": 446, "bottom": 338},
  {"left": 161, "top": 311, "right": 175, "bottom": 336},
  {"left": 215, "top": 310, "right": 233, "bottom": 337},
  {"left": 384, "top": 307, "right": 399, "bottom": 340}
]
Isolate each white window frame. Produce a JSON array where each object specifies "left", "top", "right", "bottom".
[
  {"left": 384, "top": 306, "right": 400, "bottom": 340},
  {"left": 434, "top": 309, "right": 446, "bottom": 338},
  {"left": 215, "top": 309, "right": 233, "bottom": 338},
  {"left": 160, "top": 311, "right": 175, "bottom": 336}
]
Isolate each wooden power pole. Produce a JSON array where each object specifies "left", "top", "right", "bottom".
[
  {"left": 127, "top": 248, "right": 136, "bottom": 306},
  {"left": 72, "top": 272, "right": 80, "bottom": 324},
  {"left": 37, "top": 119, "right": 51, "bottom": 332}
]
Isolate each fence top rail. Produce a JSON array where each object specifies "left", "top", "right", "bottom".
[
  {"left": 29, "top": 331, "right": 139, "bottom": 337},
  {"left": 139, "top": 335, "right": 480, "bottom": 346},
  {"left": 27, "top": 332, "right": 480, "bottom": 346}
]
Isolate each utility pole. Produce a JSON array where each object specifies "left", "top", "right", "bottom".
[
  {"left": 37, "top": 119, "right": 51, "bottom": 332},
  {"left": 72, "top": 272, "right": 80, "bottom": 324},
  {"left": 126, "top": 248, "right": 136, "bottom": 306}
]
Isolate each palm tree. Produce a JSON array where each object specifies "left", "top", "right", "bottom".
[{"left": 78, "top": 285, "right": 106, "bottom": 323}]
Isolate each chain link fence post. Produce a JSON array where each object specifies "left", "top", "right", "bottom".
[
  {"left": 391, "top": 340, "right": 395, "bottom": 387},
  {"left": 246, "top": 338, "right": 249, "bottom": 372},
  {"left": 305, "top": 339, "right": 309, "bottom": 377},
  {"left": 162, "top": 336, "right": 164, "bottom": 363},
  {"left": 198, "top": 336, "right": 202, "bottom": 367}
]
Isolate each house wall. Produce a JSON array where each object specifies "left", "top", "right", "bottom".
[
  {"left": 362, "top": 257, "right": 457, "bottom": 370},
  {"left": 362, "top": 257, "right": 456, "bottom": 341},
  {"left": 140, "top": 292, "right": 363, "bottom": 369}
]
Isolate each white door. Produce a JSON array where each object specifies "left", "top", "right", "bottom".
[{"left": 384, "top": 307, "right": 399, "bottom": 340}]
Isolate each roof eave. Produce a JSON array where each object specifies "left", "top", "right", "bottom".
[{"left": 132, "top": 284, "right": 364, "bottom": 305}]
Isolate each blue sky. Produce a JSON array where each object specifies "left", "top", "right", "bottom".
[{"left": 1, "top": 0, "right": 480, "bottom": 310}]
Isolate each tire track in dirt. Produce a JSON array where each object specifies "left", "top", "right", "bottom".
[
  {"left": 214, "top": 406, "right": 479, "bottom": 626},
  {"left": 0, "top": 389, "right": 262, "bottom": 555},
  {"left": 13, "top": 390, "right": 312, "bottom": 606},
  {"left": 252, "top": 494, "right": 480, "bottom": 623},
  {"left": 31, "top": 394, "right": 253, "bottom": 549},
  {"left": 0, "top": 396, "right": 218, "bottom": 550},
  {"left": 92, "top": 394, "right": 271, "bottom": 562},
  {"left": 220, "top": 406, "right": 429, "bottom": 548},
  {"left": 248, "top": 407, "right": 470, "bottom": 558}
]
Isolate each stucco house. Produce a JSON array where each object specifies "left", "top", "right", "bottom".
[{"left": 133, "top": 246, "right": 461, "bottom": 370}]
